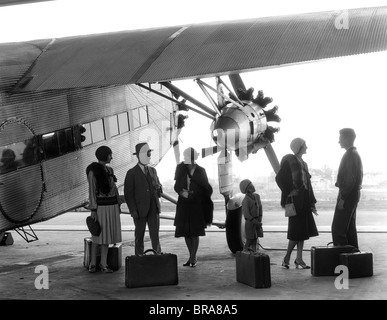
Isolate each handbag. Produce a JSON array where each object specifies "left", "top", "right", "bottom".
[
  {"left": 86, "top": 215, "right": 101, "bottom": 236},
  {"left": 285, "top": 196, "right": 297, "bottom": 217}
]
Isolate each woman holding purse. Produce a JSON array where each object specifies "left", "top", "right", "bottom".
[
  {"left": 86, "top": 146, "right": 122, "bottom": 273},
  {"left": 276, "top": 138, "right": 319, "bottom": 269}
]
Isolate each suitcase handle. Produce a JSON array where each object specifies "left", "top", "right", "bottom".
[
  {"left": 144, "top": 249, "right": 159, "bottom": 255},
  {"left": 326, "top": 242, "right": 334, "bottom": 247}
]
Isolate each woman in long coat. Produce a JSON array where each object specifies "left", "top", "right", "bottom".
[
  {"left": 174, "top": 147, "right": 213, "bottom": 267},
  {"left": 276, "top": 138, "right": 318, "bottom": 269}
]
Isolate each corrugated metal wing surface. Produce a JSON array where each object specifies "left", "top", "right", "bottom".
[
  {"left": 6, "top": 6, "right": 387, "bottom": 92},
  {"left": 16, "top": 27, "right": 182, "bottom": 91},
  {"left": 139, "top": 6, "right": 387, "bottom": 82},
  {"left": 0, "top": 42, "right": 44, "bottom": 90}
]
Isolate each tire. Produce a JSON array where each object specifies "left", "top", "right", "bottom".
[{"left": 225, "top": 207, "right": 245, "bottom": 253}]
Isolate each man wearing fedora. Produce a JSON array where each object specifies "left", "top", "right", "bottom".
[{"left": 124, "top": 142, "right": 163, "bottom": 255}]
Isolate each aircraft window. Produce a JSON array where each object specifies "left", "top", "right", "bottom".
[
  {"left": 131, "top": 109, "right": 141, "bottom": 129},
  {"left": 90, "top": 119, "right": 105, "bottom": 143},
  {"left": 0, "top": 139, "right": 41, "bottom": 174},
  {"left": 106, "top": 115, "right": 119, "bottom": 138},
  {"left": 20, "top": 138, "right": 40, "bottom": 167},
  {"left": 59, "top": 128, "right": 75, "bottom": 154},
  {"left": 42, "top": 127, "right": 76, "bottom": 159},
  {"left": 118, "top": 112, "right": 129, "bottom": 133},
  {"left": 0, "top": 146, "right": 19, "bottom": 174},
  {"left": 81, "top": 123, "right": 92, "bottom": 147},
  {"left": 42, "top": 132, "right": 59, "bottom": 159},
  {"left": 139, "top": 106, "right": 149, "bottom": 126},
  {"left": 130, "top": 106, "right": 149, "bottom": 130}
]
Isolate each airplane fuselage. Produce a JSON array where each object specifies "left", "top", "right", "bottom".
[{"left": 0, "top": 81, "right": 176, "bottom": 233}]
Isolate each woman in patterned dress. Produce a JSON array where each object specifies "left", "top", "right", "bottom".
[{"left": 86, "top": 146, "right": 122, "bottom": 273}]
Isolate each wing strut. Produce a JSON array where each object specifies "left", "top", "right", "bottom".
[
  {"left": 195, "top": 80, "right": 221, "bottom": 116},
  {"left": 195, "top": 78, "right": 245, "bottom": 109},
  {"left": 161, "top": 82, "right": 217, "bottom": 118},
  {"left": 136, "top": 83, "right": 214, "bottom": 120}
]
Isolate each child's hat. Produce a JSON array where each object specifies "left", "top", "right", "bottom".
[{"left": 239, "top": 179, "right": 252, "bottom": 194}]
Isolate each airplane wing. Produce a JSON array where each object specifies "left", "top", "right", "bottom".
[
  {"left": 0, "top": 0, "right": 54, "bottom": 6},
  {"left": 3, "top": 6, "right": 387, "bottom": 92}
]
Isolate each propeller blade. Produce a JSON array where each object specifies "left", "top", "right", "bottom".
[
  {"left": 216, "top": 77, "right": 226, "bottom": 109},
  {"left": 228, "top": 74, "right": 255, "bottom": 101},
  {"left": 264, "top": 143, "right": 280, "bottom": 174},
  {"left": 229, "top": 74, "right": 246, "bottom": 93}
]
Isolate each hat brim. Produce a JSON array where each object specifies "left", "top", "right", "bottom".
[{"left": 133, "top": 149, "right": 153, "bottom": 155}]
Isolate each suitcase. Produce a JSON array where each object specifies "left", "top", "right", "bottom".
[
  {"left": 83, "top": 237, "right": 122, "bottom": 271},
  {"left": 311, "top": 242, "right": 357, "bottom": 276},
  {"left": 236, "top": 251, "right": 271, "bottom": 288},
  {"left": 0, "top": 232, "right": 14, "bottom": 246},
  {"left": 339, "top": 252, "right": 373, "bottom": 278},
  {"left": 107, "top": 243, "right": 122, "bottom": 271},
  {"left": 125, "top": 249, "right": 178, "bottom": 288}
]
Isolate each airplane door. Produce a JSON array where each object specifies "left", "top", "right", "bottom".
[{"left": 0, "top": 118, "right": 44, "bottom": 227}]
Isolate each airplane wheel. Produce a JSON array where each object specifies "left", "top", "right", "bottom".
[{"left": 225, "top": 207, "right": 246, "bottom": 253}]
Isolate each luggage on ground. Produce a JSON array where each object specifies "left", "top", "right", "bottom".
[
  {"left": 236, "top": 250, "right": 271, "bottom": 288},
  {"left": 125, "top": 249, "right": 178, "bottom": 288},
  {"left": 339, "top": 252, "right": 373, "bottom": 278},
  {"left": 311, "top": 242, "right": 357, "bottom": 276},
  {"left": 83, "top": 237, "right": 122, "bottom": 271}
]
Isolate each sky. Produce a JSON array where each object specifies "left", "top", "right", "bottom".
[{"left": 1, "top": 0, "right": 387, "bottom": 182}]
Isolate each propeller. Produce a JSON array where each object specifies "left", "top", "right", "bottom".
[
  {"left": 165, "top": 75, "right": 281, "bottom": 253},
  {"left": 200, "top": 73, "right": 281, "bottom": 199}
]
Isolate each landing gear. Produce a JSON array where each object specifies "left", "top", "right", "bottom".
[{"left": 225, "top": 207, "right": 246, "bottom": 253}]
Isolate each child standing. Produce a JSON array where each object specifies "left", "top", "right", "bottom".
[{"left": 240, "top": 179, "right": 263, "bottom": 252}]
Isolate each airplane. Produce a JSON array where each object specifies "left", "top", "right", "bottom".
[{"left": 1, "top": 4, "right": 387, "bottom": 253}]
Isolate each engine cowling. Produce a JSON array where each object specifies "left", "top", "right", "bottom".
[{"left": 211, "top": 101, "right": 267, "bottom": 160}]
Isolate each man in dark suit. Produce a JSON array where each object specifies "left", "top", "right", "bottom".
[
  {"left": 332, "top": 128, "right": 363, "bottom": 249},
  {"left": 124, "top": 143, "right": 163, "bottom": 255}
]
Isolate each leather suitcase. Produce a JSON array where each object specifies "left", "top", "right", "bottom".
[
  {"left": 236, "top": 251, "right": 271, "bottom": 288},
  {"left": 84, "top": 237, "right": 99, "bottom": 268},
  {"left": 83, "top": 237, "right": 122, "bottom": 271},
  {"left": 311, "top": 243, "right": 357, "bottom": 276},
  {"left": 339, "top": 252, "right": 373, "bottom": 278},
  {"left": 125, "top": 249, "right": 178, "bottom": 288},
  {"left": 107, "top": 243, "right": 122, "bottom": 271}
]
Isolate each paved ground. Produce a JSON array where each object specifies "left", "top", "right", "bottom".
[{"left": 0, "top": 210, "right": 386, "bottom": 303}]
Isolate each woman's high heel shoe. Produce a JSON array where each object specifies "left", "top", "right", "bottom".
[
  {"left": 99, "top": 264, "right": 113, "bottom": 273},
  {"left": 281, "top": 260, "right": 290, "bottom": 269},
  {"left": 190, "top": 259, "right": 197, "bottom": 268},
  {"left": 183, "top": 260, "right": 191, "bottom": 267},
  {"left": 294, "top": 259, "right": 310, "bottom": 269}
]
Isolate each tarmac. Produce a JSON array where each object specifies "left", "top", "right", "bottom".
[{"left": 0, "top": 211, "right": 386, "bottom": 303}]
